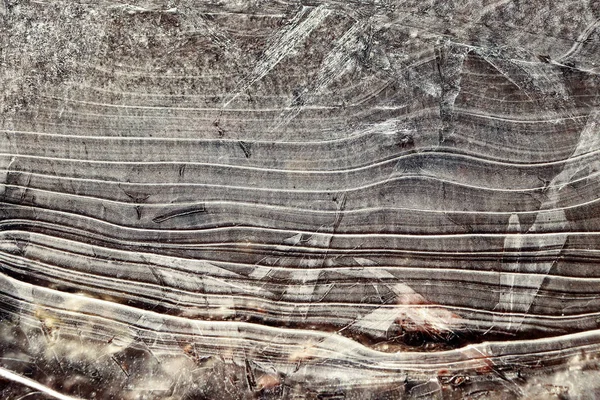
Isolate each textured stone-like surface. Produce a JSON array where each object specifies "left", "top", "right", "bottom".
[{"left": 1, "top": 1, "right": 600, "bottom": 398}]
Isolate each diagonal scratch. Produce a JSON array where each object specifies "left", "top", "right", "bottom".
[
  {"left": 0, "top": 366, "right": 84, "bottom": 400},
  {"left": 223, "top": 5, "right": 332, "bottom": 107},
  {"left": 270, "top": 20, "right": 367, "bottom": 131}
]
